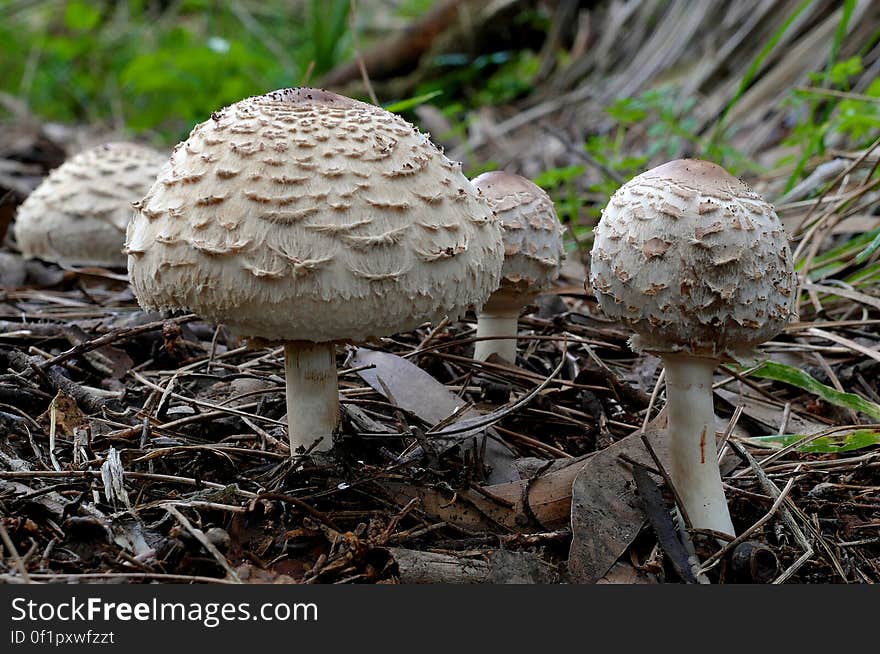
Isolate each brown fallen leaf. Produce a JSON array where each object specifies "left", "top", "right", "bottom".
[
  {"left": 377, "top": 454, "right": 593, "bottom": 533},
  {"left": 597, "top": 561, "right": 659, "bottom": 584},
  {"left": 568, "top": 413, "right": 672, "bottom": 584},
  {"left": 377, "top": 480, "right": 510, "bottom": 532},
  {"left": 234, "top": 562, "right": 296, "bottom": 584},
  {"left": 2, "top": 480, "right": 68, "bottom": 521},
  {"left": 37, "top": 389, "right": 88, "bottom": 437}
]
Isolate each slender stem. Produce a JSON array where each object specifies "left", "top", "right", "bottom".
[
  {"left": 283, "top": 341, "right": 338, "bottom": 453},
  {"left": 473, "top": 310, "right": 520, "bottom": 363},
  {"left": 662, "top": 353, "right": 735, "bottom": 537}
]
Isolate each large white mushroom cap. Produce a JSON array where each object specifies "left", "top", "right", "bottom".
[
  {"left": 124, "top": 88, "right": 504, "bottom": 342},
  {"left": 471, "top": 171, "right": 564, "bottom": 313},
  {"left": 589, "top": 159, "right": 797, "bottom": 363},
  {"left": 14, "top": 142, "right": 166, "bottom": 267}
]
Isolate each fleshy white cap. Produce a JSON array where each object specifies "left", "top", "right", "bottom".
[
  {"left": 125, "top": 88, "right": 504, "bottom": 342},
  {"left": 471, "top": 171, "right": 564, "bottom": 313},
  {"left": 14, "top": 142, "right": 165, "bottom": 267}
]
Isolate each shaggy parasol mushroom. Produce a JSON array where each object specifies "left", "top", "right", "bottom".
[
  {"left": 125, "top": 88, "right": 503, "bottom": 454},
  {"left": 589, "top": 159, "right": 797, "bottom": 536},
  {"left": 14, "top": 142, "right": 165, "bottom": 267},
  {"left": 470, "top": 171, "right": 564, "bottom": 363}
]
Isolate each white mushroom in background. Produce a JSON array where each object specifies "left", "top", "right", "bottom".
[
  {"left": 125, "top": 87, "right": 504, "bottom": 454},
  {"left": 589, "top": 159, "right": 797, "bottom": 536},
  {"left": 14, "top": 142, "right": 166, "bottom": 267},
  {"left": 470, "top": 171, "right": 564, "bottom": 364}
]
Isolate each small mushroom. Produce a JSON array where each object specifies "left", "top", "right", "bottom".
[
  {"left": 14, "top": 142, "right": 166, "bottom": 267},
  {"left": 589, "top": 159, "right": 797, "bottom": 536},
  {"left": 125, "top": 88, "right": 504, "bottom": 454},
  {"left": 470, "top": 171, "right": 564, "bottom": 363}
]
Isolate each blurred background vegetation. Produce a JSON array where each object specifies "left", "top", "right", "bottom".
[
  {"left": 0, "top": 0, "right": 367, "bottom": 136},
  {"left": 1, "top": 0, "right": 879, "bottom": 239}
]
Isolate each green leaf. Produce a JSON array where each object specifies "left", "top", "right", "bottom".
[
  {"left": 606, "top": 98, "right": 646, "bottom": 124},
  {"left": 64, "top": 1, "right": 102, "bottom": 31},
  {"left": 384, "top": 90, "right": 443, "bottom": 114},
  {"left": 828, "top": 56, "right": 863, "bottom": 86},
  {"left": 746, "top": 428, "right": 880, "bottom": 453},
  {"left": 533, "top": 165, "right": 585, "bottom": 190},
  {"left": 748, "top": 361, "right": 880, "bottom": 421}
]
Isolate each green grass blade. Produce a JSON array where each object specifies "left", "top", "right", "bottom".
[
  {"left": 854, "top": 229, "right": 880, "bottom": 264},
  {"left": 712, "top": 0, "right": 815, "bottom": 144},
  {"left": 828, "top": 0, "right": 857, "bottom": 77},
  {"left": 810, "top": 227, "right": 880, "bottom": 265},
  {"left": 749, "top": 361, "right": 880, "bottom": 420},
  {"left": 384, "top": 90, "right": 443, "bottom": 114},
  {"left": 746, "top": 428, "right": 880, "bottom": 453},
  {"left": 799, "top": 227, "right": 880, "bottom": 279},
  {"left": 844, "top": 260, "right": 880, "bottom": 286}
]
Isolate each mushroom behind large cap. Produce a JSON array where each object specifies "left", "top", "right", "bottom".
[
  {"left": 125, "top": 88, "right": 503, "bottom": 342},
  {"left": 14, "top": 142, "right": 166, "bottom": 267},
  {"left": 589, "top": 159, "right": 797, "bottom": 362},
  {"left": 471, "top": 171, "right": 564, "bottom": 312}
]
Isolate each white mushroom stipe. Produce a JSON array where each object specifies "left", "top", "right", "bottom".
[
  {"left": 589, "top": 159, "right": 797, "bottom": 536},
  {"left": 125, "top": 88, "right": 504, "bottom": 453},
  {"left": 284, "top": 342, "right": 339, "bottom": 453},
  {"left": 663, "top": 354, "right": 733, "bottom": 536},
  {"left": 471, "top": 171, "right": 564, "bottom": 363},
  {"left": 474, "top": 310, "right": 520, "bottom": 365},
  {"left": 14, "top": 142, "right": 166, "bottom": 267}
]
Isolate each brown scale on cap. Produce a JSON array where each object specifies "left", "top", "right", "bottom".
[
  {"left": 14, "top": 142, "right": 166, "bottom": 267},
  {"left": 589, "top": 159, "right": 797, "bottom": 363},
  {"left": 125, "top": 88, "right": 504, "bottom": 343}
]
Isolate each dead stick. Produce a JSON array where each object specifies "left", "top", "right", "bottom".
[
  {"left": 163, "top": 504, "right": 241, "bottom": 583},
  {"left": 36, "top": 314, "right": 199, "bottom": 372},
  {"left": 0, "top": 522, "right": 32, "bottom": 583}
]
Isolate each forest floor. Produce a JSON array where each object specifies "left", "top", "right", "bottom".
[{"left": 0, "top": 247, "right": 877, "bottom": 584}]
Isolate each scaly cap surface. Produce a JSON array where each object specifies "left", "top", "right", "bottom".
[
  {"left": 589, "top": 159, "right": 797, "bottom": 362},
  {"left": 125, "top": 88, "right": 503, "bottom": 342},
  {"left": 14, "top": 142, "right": 165, "bottom": 267},
  {"left": 472, "top": 171, "right": 564, "bottom": 312}
]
